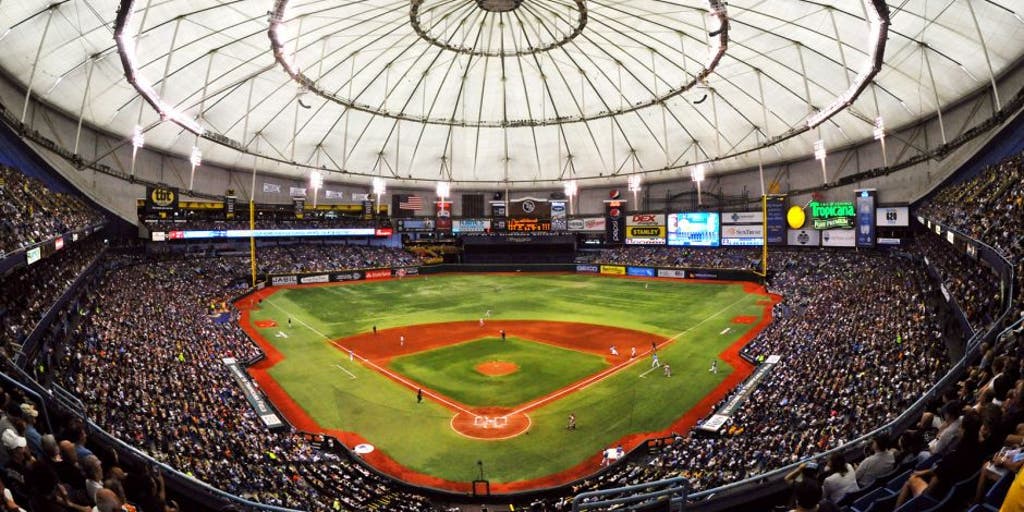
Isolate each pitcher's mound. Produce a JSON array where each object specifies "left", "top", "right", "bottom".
[{"left": 475, "top": 360, "right": 519, "bottom": 377}]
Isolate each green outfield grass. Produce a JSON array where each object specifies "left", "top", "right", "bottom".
[
  {"left": 247, "top": 273, "right": 768, "bottom": 484},
  {"left": 389, "top": 337, "right": 609, "bottom": 408}
]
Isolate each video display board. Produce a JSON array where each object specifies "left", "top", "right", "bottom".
[{"left": 666, "top": 212, "right": 720, "bottom": 247}]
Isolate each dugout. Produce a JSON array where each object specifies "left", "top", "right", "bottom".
[{"left": 460, "top": 233, "right": 576, "bottom": 263}]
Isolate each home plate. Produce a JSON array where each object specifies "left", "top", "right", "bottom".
[
  {"left": 353, "top": 443, "right": 375, "bottom": 455},
  {"left": 720, "top": 328, "right": 731, "bottom": 335}
]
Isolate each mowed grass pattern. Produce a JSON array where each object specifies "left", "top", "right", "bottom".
[
  {"left": 389, "top": 337, "right": 609, "bottom": 408},
  {"left": 248, "top": 273, "right": 767, "bottom": 483}
]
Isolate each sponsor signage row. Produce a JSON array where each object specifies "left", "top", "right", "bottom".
[
  {"left": 722, "top": 211, "right": 763, "bottom": 224},
  {"left": 626, "top": 266, "right": 656, "bottom": 277},
  {"left": 154, "top": 228, "right": 378, "bottom": 240},
  {"left": 599, "top": 265, "right": 626, "bottom": 275},
  {"left": 821, "top": 228, "right": 856, "bottom": 247},
  {"left": 809, "top": 201, "right": 856, "bottom": 229},
  {"left": 721, "top": 224, "right": 764, "bottom": 246},
  {"left": 269, "top": 267, "right": 410, "bottom": 287},
  {"left": 576, "top": 264, "right": 600, "bottom": 273},
  {"left": 223, "top": 358, "right": 284, "bottom": 429},
  {"left": 656, "top": 269, "right": 688, "bottom": 279}
]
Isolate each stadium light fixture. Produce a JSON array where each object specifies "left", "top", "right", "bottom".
[
  {"left": 309, "top": 170, "right": 323, "bottom": 207},
  {"left": 130, "top": 125, "right": 144, "bottom": 178},
  {"left": 813, "top": 139, "right": 828, "bottom": 184},
  {"left": 188, "top": 144, "right": 202, "bottom": 190},
  {"left": 436, "top": 181, "right": 450, "bottom": 201},
  {"left": 564, "top": 179, "right": 578, "bottom": 215},
  {"left": 874, "top": 116, "right": 888, "bottom": 167},
  {"left": 691, "top": 164, "right": 705, "bottom": 206},
  {"left": 372, "top": 177, "right": 386, "bottom": 216}
]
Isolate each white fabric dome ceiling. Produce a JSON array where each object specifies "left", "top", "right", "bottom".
[{"left": 0, "top": 0, "right": 1022, "bottom": 188}]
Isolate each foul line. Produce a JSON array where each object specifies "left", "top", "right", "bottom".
[
  {"left": 262, "top": 297, "right": 477, "bottom": 416},
  {"left": 505, "top": 293, "right": 755, "bottom": 416},
  {"left": 638, "top": 363, "right": 662, "bottom": 378},
  {"left": 333, "top": 364, "right": 357, "bottom": 380}
]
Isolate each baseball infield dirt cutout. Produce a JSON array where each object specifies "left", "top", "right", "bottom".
[{"left": 475, "top": 360, "right": 520, "bottom": 377}]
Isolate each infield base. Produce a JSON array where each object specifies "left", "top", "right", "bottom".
[{"left": 451, "top": 409, "right": 531, "bottom": 440}]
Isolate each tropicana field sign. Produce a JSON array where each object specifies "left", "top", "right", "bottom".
[{"left": 809, "top": 201, "right": 855, "bottom": 229}]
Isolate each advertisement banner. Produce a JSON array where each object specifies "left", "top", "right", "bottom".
[
  {"left": 721, "top": 225, "right": 764, "bottom": 246},
  {"left": 657, "top": 269, "right": 688, "bottom": 279},
  {"left": 224, "top": 194, "right": 236, "bottom": 218},
  {"left": 453, "top": 219, "right": 491, "bottom": 233},
  {"left": 627, "top": 266, "right": 656, "bottom": 277},
  {"left": 550, "top": 201, "right": 567, "bottom": 231},
  {"left": 876, "top": 206, "right": 909, "bottom": 227},
  {"left": 506, "top": 218, "right": 551, "bottom": 232},
  {"left": 855, "top": 189, "right": 876, "bottom": 247},
  {"left": 689, "top": 270, "right": 721, "bottom": 280},
  {"left": 396, "top": 218, "right": 435, "bottom": 232},
  {"left": 151, "top": 231, "right": 166, "bottom": 242},
  {"left": 293, "top": 198, "right": 305, "bottom": 219},
  {"left": 435, "top": 200, "right": 452, "bottom": 231},
  {"left": 568, "top": 217, "right": 606, "bottom": 232},
  {"left": 787, "top": 229, "right": 820, "bottom": 246},
  {"left": 361, "top": 200, "right": 375, "bottom": 220},
  {"left": 490, "top": 201, "right": 507, "bottom": 218},
  {"left": 625, "top": 213, "right": 666, "bottom": 245},
  {"left": 26, "top": 247, "right": 41, "bottom": 265},
  {"left": 393, "top": 267, "right": 419, "bottom": 277},
  {"left": 605, "top": 201, "right": 627, "bottom": 244},
  {"left": 223, "top": 358, "right": 284, "bottom": 429},
  {"left": 375, "top": 227, "right": 393, "bottom": 237},
  {"left": 877, "top": 237, "right": 902, "bottom": 245},
  {"left": 809, "top": 201, "right": 855, "bottom": 229},
  {"left": 270, "top": 275, "right": 298, "bottom": 286},
  {"left": 599, "top": 265, "right": 626, "bottom": 275},
  {"left": 576, "top": 264, "right": 600, "bottom": 273},
  {"left": 331, "top": 271, "right": 365, "bottom": 282},
  {"left": 365, "top": 269, "right": 392, "bottom": 280},
  {"left": 509, "top": 198, "right": 551, "bottom": 218},
  {"left": 299, "top": 274, "right": 329, "bottom": 284},
  {"left": 766, "top": 195, "right": 787, "bottom": 245},
  {"left": 145, "top": 186, "right": 179, "bottom": 213},
  {"left": 821, "top": 228, "right": 856, "bottom": 247},
  {"left": 946, "top": 231, "right": 955, "bottom": 244},
  {"left": 722, "top": 211, "right": 764, "bottom": 224},
  {"left": 54, "top": 237, "right": 65, "bottom": 251}
]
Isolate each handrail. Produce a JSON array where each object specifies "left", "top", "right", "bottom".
[
  {"left": 0, "top": 370, "right": 52, "bottom": 434},
  {"left": 572, "top": 476, "right": 688, "bottom": 512}
]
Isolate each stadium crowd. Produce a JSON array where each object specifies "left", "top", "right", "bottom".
[
  {"left": 252, "top": 244, "right": 420, "bottom": 275},
  {"left": 0, "top": 237, "right": 104, "bottom": 352},
  {"left": 0, "top": 166, "right": 104, "bottom": 255},
  {"left": 555, "top": 249, "right": 953, "bottom": 509},
  {"left": 48, "top": 255, "right": 435, "bottom": 512}
]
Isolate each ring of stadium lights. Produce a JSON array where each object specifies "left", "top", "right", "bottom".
[
  {"left": 409, "top": 0, "right": 588, "bottom": 58},
  {"left": 114, "top": 0, "right": 888, "bottom": 185}
]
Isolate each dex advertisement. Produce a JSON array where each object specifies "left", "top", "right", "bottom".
[{"left": 625, "top": 214, "right": 666, "bottom": 245}]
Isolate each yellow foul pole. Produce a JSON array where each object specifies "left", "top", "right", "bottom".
[
  {"left": 760, "top": 195, "right": 768, "bottom": 278},
  {"left": 250, "top": 199, "right": 257, "bottom": 287}
]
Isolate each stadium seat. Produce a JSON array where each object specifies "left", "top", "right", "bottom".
[
  {"left": 863, "top": 492, "right": 899, "bottom": 512},
  {"left": 885, "top": 470, "right": 913, "bottom": 492},
  {"left": 985, "top": 471, "right": 1015, "bottom": 507},
  {"left": 893, "top": 494, "right": 937, "bottom": 512},
  {"left": 852, "top": 487, "right": 895, "bottom": 512}
]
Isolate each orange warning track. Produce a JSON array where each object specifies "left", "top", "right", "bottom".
[{"left": 235, "top": 279, "right": 780, "bottom": 493}]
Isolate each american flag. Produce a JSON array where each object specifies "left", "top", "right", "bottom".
[{"left": 398, "top": 194, "right": 424, "bottom": 210}]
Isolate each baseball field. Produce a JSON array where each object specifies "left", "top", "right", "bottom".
[{"left": 238, "top": 273, "right": 775, "bottom": 492}]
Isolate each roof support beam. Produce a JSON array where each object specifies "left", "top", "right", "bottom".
[
  {"left": 21, "top": 5, "right": 56, "bottom": 123},
  {"left": 965, "top": 0, "right": 1001, "bottom": 111}
]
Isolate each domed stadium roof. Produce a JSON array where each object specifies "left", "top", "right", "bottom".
[{"left": 0, "top": 0, "right": 1022, "bottom": 188}]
